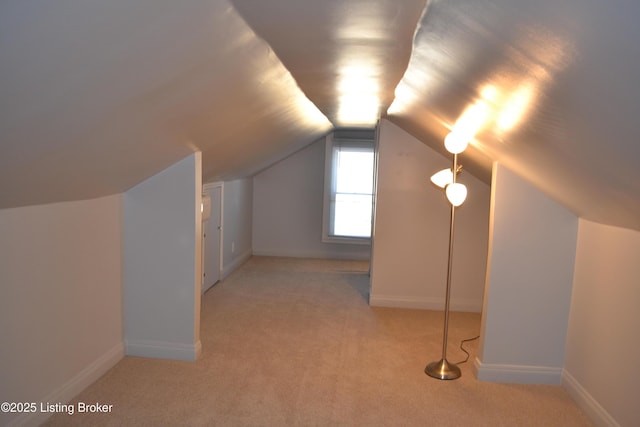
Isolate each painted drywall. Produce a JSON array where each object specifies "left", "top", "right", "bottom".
[
  {"left": 563, "top": 219, "right": 640, "bottom": 427},
  {"left": 369, "top": 120, "right": 491, "bottom": 311},
  {"left": 476, "top": 162, "right": 578, "bottom": 384},
  {"left": 123, "top": 153, "right": 202, "bottom": 361},
  {"left": 0, "top": 195, "right": 123, "bottom": 427},
  {"left": 221, "top": 178, "right": 254, "bottom": 278},
  {"left": 252, "top": 137, "right": 371, "bottom": 260}
]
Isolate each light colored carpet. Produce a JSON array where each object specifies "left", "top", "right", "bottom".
[{"left": 44, "top": 256, "right": 593, "bottom": 426}]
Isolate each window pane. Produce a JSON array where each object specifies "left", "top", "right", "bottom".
[
  {"left": 324, "top": 136, "right": 375, "bottom": 242},
  {"left": 333, "top": 193, "right": 372, "bottom": 238},
  {"left": 336, "top": 150, "right": 374, "bottom": 194}
]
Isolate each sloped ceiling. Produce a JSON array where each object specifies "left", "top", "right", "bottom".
[
  {"left": 230, "top": 0, "right": 426, "bottom": 127},
  {"left": 387, "top": 0, "right": 640, "bottom": 231},
  {"left": 0, "top": 0, "right": 332, "bottom": 208},
  {"left": 1, "top": 0, "right": 639, "bottom": 230}
]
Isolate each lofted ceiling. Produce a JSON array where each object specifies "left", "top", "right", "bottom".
[{"left": 1, "top": 0, "right": 639, "bottom": 230}]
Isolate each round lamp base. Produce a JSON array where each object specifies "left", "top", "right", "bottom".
[{"left": 425, "top": 358, "right": 461, "bottom": 380}]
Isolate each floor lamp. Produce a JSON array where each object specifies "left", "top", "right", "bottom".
[{"left": 425, "top": 131, "right": 469, "bottom": 380}]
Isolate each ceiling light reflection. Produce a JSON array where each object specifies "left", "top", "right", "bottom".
[
  {"left": 452, "top": 100, "right": 491, "bottom": 141},
  {"left": 387, "top": 80, "right": 419, "bottom": 115},
  {"left": 296, "top": 91, "right": 334, "bottom": 128},
  {"left": 480, "top": 85, "right": 500, "bottom": 103},
  {"left": 337, "top": 93, "right": 379, "bottom": 125},
  {"left": 336, "top": 64, "right": 381, "bottom": 126},
  {"left": 385, "top": 13, "right": 574, "bottom": 145},
  {"left": 496, "top": 83, "right": 534, "bottom": 132}
]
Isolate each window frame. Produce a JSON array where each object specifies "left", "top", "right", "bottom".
[{"left": 322, "top": 132, "right": 375, "bottom": 245}]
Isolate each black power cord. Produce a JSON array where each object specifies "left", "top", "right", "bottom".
[{"left": 454, "top": 335, "right": 480, "bottom": 365}]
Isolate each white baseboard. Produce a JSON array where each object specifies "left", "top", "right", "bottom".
[
  {"left": 369, "top": 294, "right": 482, "bottom": 313},
  {"left": 251, "top": 249, "right": 370, "bottom": 261},
  {"left": 6, "top": 342, "right": 125, "bottom": 427},
  {"left": 222, "top": 249, "right": 252, "bottom": 279},
  {"left": 473, "top": 356, "right": 562, "bottom": 384},
  {"left": 125, "top": 339, "right": 201, "bottom": 361},
  {"left": 562, "top": 370, "right": 620, "bottom": 427}
]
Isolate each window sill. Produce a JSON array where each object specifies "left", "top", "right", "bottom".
[{"left": 322, "top": 235, "right": 371, "bottom": 245}]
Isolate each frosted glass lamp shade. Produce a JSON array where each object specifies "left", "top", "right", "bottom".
[
  {"left": 430, "top": 168, "right": 453, "bottom": 188},
  {"left": 444, "top": 132, "right": 469, "bottom": 154},
  {"left": 445, "top": 183, "right": 467, "bottom": 206}
]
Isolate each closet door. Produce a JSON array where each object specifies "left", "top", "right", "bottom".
[{"left": 203, "top": 184, "right": 222, "bottom": 293}]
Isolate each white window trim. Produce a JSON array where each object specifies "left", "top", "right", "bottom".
[{"left": 322, "top": 132, "right": 374, "bottom": 245}]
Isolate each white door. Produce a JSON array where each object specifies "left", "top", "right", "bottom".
[{"left": 203, "top": 185, "right": 222, "bottom": 293}]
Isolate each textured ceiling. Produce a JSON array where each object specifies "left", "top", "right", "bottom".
[
  {"left": 0, "top": 0, "right": 332, "bottom": 208},
  {"left": 387, "top": 0, "right": 640, "bottom": 230},
  {"left": 1, "top": 0, "right": 639, "bottom": 230},
  {"left": 231, "top": 0, "right": 426, "bottom": 127}
]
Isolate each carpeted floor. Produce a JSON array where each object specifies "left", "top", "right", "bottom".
[{"left": 44, "top": 256, "right": 593, "bottom": 426}]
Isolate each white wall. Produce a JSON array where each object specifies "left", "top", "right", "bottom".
[
  {"left": 123, "top": 153, "right": 202, "bottom": 361},
  {"left": 369, "top": 120, "right": 491, "bottom": 311},
  {"left": 563, "top": 219, "right": 640, "bottom": 427},
  {"left": 475, "top": 162, "right": 578, "bottom": 384},
  {"left": 253, "top": 137, "right": 371, "bottom": 260},
  {"left": 221, "top": 178, "right": 253, "bottom": 278},
  {"left": 0, "top": 195, "right": 124, "bottom": 427}
]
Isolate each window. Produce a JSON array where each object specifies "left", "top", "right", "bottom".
[{"left": 322, "top": 130, "right": 376, "bottom": 243}]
